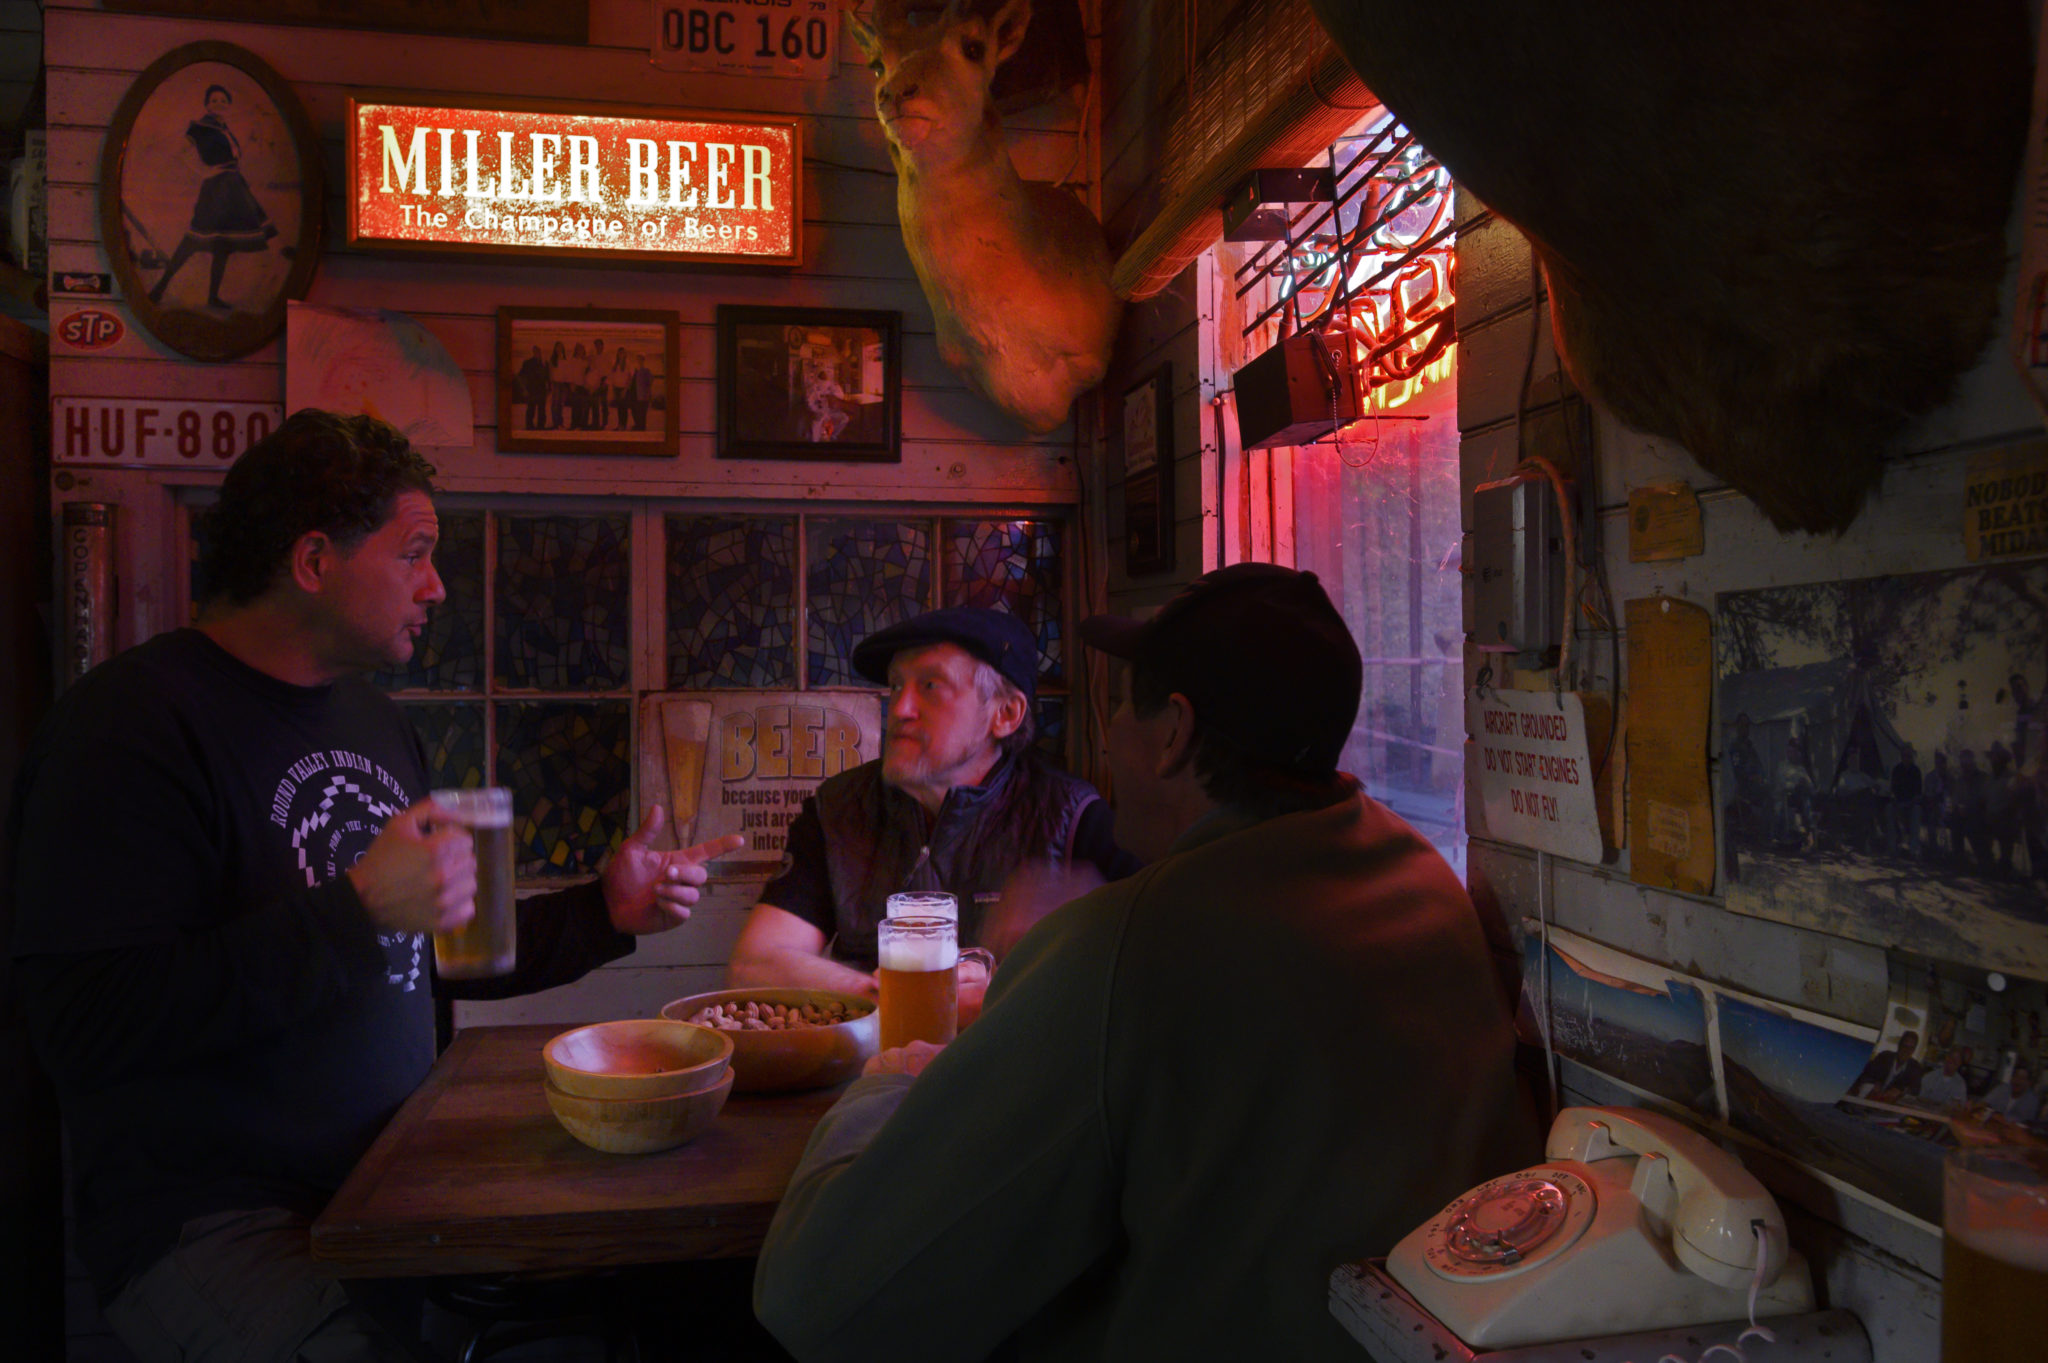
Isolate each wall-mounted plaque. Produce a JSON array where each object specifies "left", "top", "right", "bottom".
[
  {"left": 651, "top": 0, "right": 837, "bottom": 82},
  {"left": 347, "top": 97, "right": 801, "bottom": 267},
  {"left": 99, "top": 42, "right": 324, "bottom": 362}
]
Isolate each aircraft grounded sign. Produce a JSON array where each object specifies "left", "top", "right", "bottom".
[{"left": 347, "top": 98, "right": 801, "bottom": 265}]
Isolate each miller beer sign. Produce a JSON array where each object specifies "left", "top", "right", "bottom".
[{"left": 347, "top": 97, "right": 801, "bottom": 266}]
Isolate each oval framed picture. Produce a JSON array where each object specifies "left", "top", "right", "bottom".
[{"left": 98, "top": 42, "right": 324, "bottom": 363}]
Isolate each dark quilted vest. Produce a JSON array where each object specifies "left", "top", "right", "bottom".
[{"left": 816, "top": 750, "right": 1099, "bottom": 969}]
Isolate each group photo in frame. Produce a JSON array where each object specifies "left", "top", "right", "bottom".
[
  {"left": 1122, "top": 364, "right": 1174, "bottom": 575},
  {"left": 99, "top": 41, "right": 324, "bottom": 363},
  {"left": 717, "top": 305, "right": 901, "bottom": 461},
  {"left": 497, "top": 307, "right": 680, "bottom": 456}
]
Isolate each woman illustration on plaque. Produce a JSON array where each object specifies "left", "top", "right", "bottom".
[{"left": 146, "top": 84, "right": 281, "bottom": 312}]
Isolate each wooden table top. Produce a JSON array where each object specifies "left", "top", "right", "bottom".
[{"left": 310, "top": 1024, "right": 844, "bottom": 1278}]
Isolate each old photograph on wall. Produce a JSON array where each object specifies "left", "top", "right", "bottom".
[{"left": 1717, "top": 561, "right": 2048, "bottom": 977}]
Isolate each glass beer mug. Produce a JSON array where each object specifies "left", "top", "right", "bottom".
[
  {"left": 1943, "top": 1142, "right": 2048, "bottom": 1360},
  {"left": 876, "top": 914, "right": 993, "bottom": 1050},
  {"left": 428, "top": 786, "right": 517, "bottom": 979},
  {"left": 886, "top": 891, "right": 958, "bottom": 921}
]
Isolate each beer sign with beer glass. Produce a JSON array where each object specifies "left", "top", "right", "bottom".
[
  {"left": 876, "top": 914, "right": 992, "bottom": 1051},
  {"left": 428, "top": 786, "right": 517, "bottom": 979}
]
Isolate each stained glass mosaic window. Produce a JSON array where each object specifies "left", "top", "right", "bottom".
[
  {"left": 403, "top": 701, "right": 486, "bottom": 792},
  {"left": 495, "top": 700, "right": 634, "bottom": 875},
  {"left": 666, "top": 515, "right": 797, "bottom": 688},
  {"left": 496, "top": 514, "right": 631, "bottom": 690},
  {"left": 942, "top": 519, "right": 1064, "bottom": 686},
  {"left": 1036, "top": 695, "right": 1067, "bottom": 759},
  {"left": 805, "top": 518, "right": 932, "bottom": 687},
  {"left": 376, "top": 511, "right": 485, "bottom": 692}
]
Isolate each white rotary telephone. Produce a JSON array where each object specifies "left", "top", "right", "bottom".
[{"left": 1385, "top": 1106, "right": 1815, "bottom": 1350}]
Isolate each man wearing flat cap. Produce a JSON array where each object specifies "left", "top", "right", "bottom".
[
  {"left": 729, "top": 605, "right": 1138, "bottom": 996},
  {"left": 755, "top": 564, "right": 1538, "bottom": 1362}
]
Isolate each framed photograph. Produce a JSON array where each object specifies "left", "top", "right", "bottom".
[
  {"left": 1123, "top": 364, "right": 1175, "bottom": 576},
  {"left": 717, "top": 306, "right": 901, "bottom": 461},
  {"left": 98, "top": 42, "right": 324, "bottom": 363},
  {"left": 496, "top": 308, "right": 680, "bottom": 456}
]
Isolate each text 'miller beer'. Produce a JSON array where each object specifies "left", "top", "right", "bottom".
[
  {"left": 1942, "top": 1144, "right": 2048, "bottom": 1360},
  {"left": 877, "top": 914, "right": 959, "bottom": 1050},
  {"left": 429, "top": 787, "right": 517, "bottom": 979}
]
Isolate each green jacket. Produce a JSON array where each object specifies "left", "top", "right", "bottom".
[{"left": 756, "top": 784, "right": 1540, "bottom": 1361}]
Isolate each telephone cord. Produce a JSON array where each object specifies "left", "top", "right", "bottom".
[{"left": 1646, "top": 1223, "right": 1779, "bottom": 1363}]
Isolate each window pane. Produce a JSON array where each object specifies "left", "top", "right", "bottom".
[
  {"left": 1293, "top": 417, "right": 1466, "bottom": 879},
  {"left": 495, "top": 700, "right": 633, "bottom": 877},
  {"left": 1037, "top": 694, "right": 1067, "bottom": 761},
  {"left": 941, "top": 519, "right": 1065, "bottom": 686},
  {"left": 805, "top": 518, "right": 931, "bottom": 687},
  {"left": 402, "top": 700, "right": 486, "bottom": 792},
  {"left": 666, "top": 514, "right": 797, "bottom": 688},
  {"left": 376, "top": 511, "right": 485, "bottom": 692},
  {"left": 495, "top": 513, "right": 632, "bottom": 690}
]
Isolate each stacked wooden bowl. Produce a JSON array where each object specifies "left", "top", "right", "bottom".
[{"left": 541, "top": 1018, "right": 734, "bottom": 1154}]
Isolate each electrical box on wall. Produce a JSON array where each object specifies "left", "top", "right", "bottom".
[
  {"left": 1233, "top": 332, "right": 1361, "bottom": 450},
  {"left": 1470, "top": 477, "right": 1569, "bottom": 661}
]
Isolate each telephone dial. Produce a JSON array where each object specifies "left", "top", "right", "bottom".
[{"left": 1385, "top": 1106, "right": 1815, "bottom": 1349}]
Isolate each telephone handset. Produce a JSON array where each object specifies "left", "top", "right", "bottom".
[{"left": 1384, "top": 1106, "right": 1815, "bottom": 1350}]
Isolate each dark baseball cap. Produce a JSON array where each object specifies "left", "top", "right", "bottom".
[
  {"left": 852, "top": 605, "right": 1040, "bottom": 702},
  {"left": 1080, "top": 563, "right": 1361, "bottom": 773}
]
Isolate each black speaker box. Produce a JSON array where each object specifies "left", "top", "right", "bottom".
[{"left": 1232, "top": 332, "right": 1360, "bottom": 451}]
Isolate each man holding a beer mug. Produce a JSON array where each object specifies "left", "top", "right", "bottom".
[
  {"left": 727, "top": 605, "right": 1138, "bottom": 999},
  {"left": 756, "top": 564, "right": 1538, "bottom": 1362},
  {"left": 8, "top": 411, "right": 741, "bottom": 1363}
]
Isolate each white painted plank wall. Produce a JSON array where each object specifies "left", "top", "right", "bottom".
[
  {"left": 42, "top": 0, "right": 1087, "bottom": 491},
  {"left": 1454, "top": 161, "right": 2040, "bottom": 1357},
  {"left": 39, "top": 1, "right": 1097, "bottom": 1025}
]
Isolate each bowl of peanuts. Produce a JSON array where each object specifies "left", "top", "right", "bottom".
[{"left": 659, "top": 987, "right": 879, "bottom": 1093}]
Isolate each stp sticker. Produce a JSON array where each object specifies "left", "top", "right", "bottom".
[{"left": 56, "top": 309, "right": 126, "bottom": 351}]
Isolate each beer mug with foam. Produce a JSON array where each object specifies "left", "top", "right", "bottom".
[
  {"left": 876, "top": 914, "right": 993, "bottom": 1049},
  {"left": 1942, "top": 1142, "right": 2048, "bottom": 1360},
  {"left": 428, "top": 786, "right": 517, "bottom": 979},
  {"left": 886, "top": 891, "right": 958, "bottom": 920}
]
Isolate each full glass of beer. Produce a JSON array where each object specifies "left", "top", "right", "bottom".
[
  {"left": 877, "top": 914, "right": 962, "bottom": 1049},
  {"left": 427, "top": 786, "right": 517, "bottom": 979},
  {"left": 1942, "top": 1142, "right": 2048, "bottom": 1360},
  {"left": 886, "top": 891, "right": 957, "bottom": 921}
]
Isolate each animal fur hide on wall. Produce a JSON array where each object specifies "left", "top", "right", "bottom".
[{"left": 1304, "top": 1, "right": 2032, "bottom": 535}]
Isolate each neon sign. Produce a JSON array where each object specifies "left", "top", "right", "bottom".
[{"left": 347, "top": 98, "right": 802, "bottom": 266}]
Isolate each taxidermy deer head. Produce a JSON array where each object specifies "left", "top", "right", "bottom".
[
  {"left": 847, "top": 0, "right": 1122, "bottom": 435},
  {"left": 1303, "top": 0, "right": 2031, "bottom": 535}
]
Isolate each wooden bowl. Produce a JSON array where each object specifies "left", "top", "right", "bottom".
[
  {"left": 544, "top": 1068, "right": 733, "bottom": 1155},
  {"left": 661, "top": 988, "right": 879, "bottom": 1094},
  {"left": 542, "top": 1018, "right": 732, "bottom": 1101}
]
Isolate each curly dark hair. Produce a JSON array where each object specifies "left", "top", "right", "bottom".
[{"left": 196, "top": 410, "right": 437, "bottom": 607}]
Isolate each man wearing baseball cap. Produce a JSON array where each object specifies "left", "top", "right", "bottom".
[
  {"left": 729, "top": 604, "right": 1137, "bottom": 996},
  {"left": 756, "top": 564, "right": 1538, "bottom": 1362}
]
